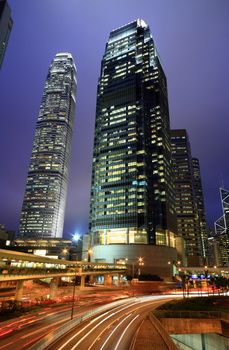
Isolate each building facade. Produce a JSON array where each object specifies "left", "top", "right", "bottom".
[
  {"left": 171, "top": 129, "right": 206, "bottom": 266},
  {"left": 19, "top": 53, "right": 76, "bottom": 239},
  {"left": 215, "top": 188, "right": 229, "bottom": 236},
  {"left": 89, "top": 20, "right": 177, "bottom": 276},
  {"left": 0, "top": 0, "right": 13, "bottom": 68},
  {"left": 192, "top": 157, "right": 208, "bottom": 260},
  {"left": 212, "top": 188, "right": 229, "bottom": 267}
]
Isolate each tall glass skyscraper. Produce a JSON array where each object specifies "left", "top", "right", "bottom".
[
  {"left": 192, "top": 157, "right": 208, "bottom": 259},
  {"left": 171, "top": 129, "right": 207, "bottom": 266},
  {"left": 19, "top": 53, "right": 76, "bottom": 238},
  {"left": 89, "top": 20, "right": 176, "bottom": 252},
  {"left": 215, "top": 188, "right": 229, "bottom": 236}
]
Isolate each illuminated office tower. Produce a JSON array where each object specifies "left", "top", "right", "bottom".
[
  {"left": 89, "top": 20, "right": 176, "bottom": 270},
  {"left": 171, "top": 130, "right": 205, "bottom": 266},
  {"left": 0, "top": 0, "right": 13, "bottom": 68},
  {"left": 210, "top": 188, "right": 229, "bottom": 267},
  {"left": 19, "top": 53, "right": 76, "bottom": 238},
  {"left": 192, "top": 157, "right": 208, "bottom": 260},
  {"left": 215, "top": 188, "right": 229, "bottom": 236}
]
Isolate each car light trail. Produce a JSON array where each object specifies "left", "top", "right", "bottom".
[
  {"left": 58, "top": 312, "right": 110, "bottom": 350},
  {"left": 58, "top": 301, "right": 138, "bottom": 350},
  {"left": 99, "top": 313, "right": 132, "bottom": 350},
  {"left": 114, "top": 314, "right": 140, "bottom": 350}
]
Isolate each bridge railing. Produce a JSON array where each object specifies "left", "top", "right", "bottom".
[{"left": 153, "top": 310, "right": 229, "bottom": 322}]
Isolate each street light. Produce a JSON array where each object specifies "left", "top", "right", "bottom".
[
  {"left": 88, "top": 248, "right": 93, "bottom": 262},
  {"left": 138, "top": 257, "right": 144, "bottom": 276},
  {"left": 72, "top": 233, "right": 80, "bottom": 242},
  {"left": 70, "top": 268, "right": 77, "bottom": 320}
]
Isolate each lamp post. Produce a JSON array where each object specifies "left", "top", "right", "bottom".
[
  {"left": 88, "top": 248, "right": 93, "bottom": 263},
  {"left": 125, "top": 257, "right": 144, "bottom": 279},
  {"left": 138, "top": 257, "right": 144, "bottom": 277},
  {"left": 70, "top": 268, "right": 77, "bottom": 320}
]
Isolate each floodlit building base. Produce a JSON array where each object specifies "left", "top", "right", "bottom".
[{"left": 91, "top": 244, "right": 177, "bottom": 279}]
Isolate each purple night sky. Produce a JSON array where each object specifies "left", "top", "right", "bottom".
[{"left": 0, "top": 0, "right": 229, "bottom": 238}]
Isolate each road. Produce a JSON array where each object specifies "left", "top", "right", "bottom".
[
  {"left": 46, "top": 295, "right": 175, "bottom": 350},
  {"left": 0, "top": 290, "right": 129, "bottom": 350}
]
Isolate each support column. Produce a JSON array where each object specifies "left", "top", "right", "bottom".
[
  {"left": 117, "top": 274, "right": 122, "bottom": 286},
  {"left": 89, "top": 275, "right": 94, "bottom": 285},
  {"left": 104, "top": 274, "right": 112, "bottom": 286},
  {"left": 15, "top": 280, "right": 24, "bottom": 301},
  {"left": 80, "top": 275, "right": 85, "bottom": 289},
  {"left": 50, "top": 277, "right": 59, "bottom": 299}
]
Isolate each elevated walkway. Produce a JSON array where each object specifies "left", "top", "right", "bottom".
[{"left": 0, "top": 248, "right": 126, "bottom": 282}]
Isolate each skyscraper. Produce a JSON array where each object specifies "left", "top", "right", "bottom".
[
  {"left": 89, "top": 20, "right": 177, "bottom": 275},
  {"left": 0, "top": 0, "right": 13, "bottom": 69},
  {"left": 215, "top": 188, "right": 229, "bottom": 236},
  {"left": 19, "top": 53, "right": 76, "bottom": 239},
  {"left": 192, "top": 157, "right": 208, "bottom": 259},
  {"left": 171, "top": 129, "right": 206, "bottom": 266},
  {"left": 211, "top": 188, "right": 229, "bottom": 267}
]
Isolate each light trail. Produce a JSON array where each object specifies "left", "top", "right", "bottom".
[
  {"left": 114, "top": 314, "right": 140, "bottom": 350},
  {"left": 57, "top": 300, "right": 139, "bottom": 350},
  {"left": 57, "top": 312, "right": 110, "bottom": 350},
  {"left": 99, "top": 313, "right": 132, "bottom": 350},
  {"left": 20, "top": 318, "right": 68, "bottom": 339},
  {"left": 87, "top": 299, "right": 162, "bottom": 350},
  {"left": 0, "top": 341, "right": 14, "bottom": 350},
  {"left": 58, "top": 297, "right": 171, "bottom": 350}
]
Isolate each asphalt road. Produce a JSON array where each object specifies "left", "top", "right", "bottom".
[
  {"left": 0, "top": 291, "right": 129, "bottom": 350},
  {"left": 46, "top": 295, "right": 173, "bottom": 350}
]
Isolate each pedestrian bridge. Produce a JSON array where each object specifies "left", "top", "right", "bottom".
[
  {"left": 0, "top": 249, "right": 127, "bottom": 281},
  {"left": 0, "top": 249, "right": 127, "bottom": 300}
]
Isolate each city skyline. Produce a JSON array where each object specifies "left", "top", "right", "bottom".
[{"left": 0, "top": 0, "right": 229, "bottom": 237}]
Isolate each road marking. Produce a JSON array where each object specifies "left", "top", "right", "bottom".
[{"left": 114, "top": 314, "right": 140, "bottom": 350}]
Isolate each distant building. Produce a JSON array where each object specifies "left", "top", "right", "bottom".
[
  {"left": 19, "top": 53, "right": 77, "bottom": 239},
  {"left": 0, "top": 224, "right": 15, "bottom": 247},
  {"left": 89, "top": 20, "right": 177, "bottom": 278},
  {"left": 171, "top": 130, "right": 207, "bottom": 266},
  {"left": 8, "top": 238, "right": 79, "bottom": 261},
  {"left": 215, "top": 188, "right": 229, "bottom": 236},
  {"left": 212, "top": 188, "right": 229, "bottom": 267},
  {"left": 192, "top": 157, "right": 208, "bottom": 260},
  {"left": 0, "top": 0, "right": 13, "bottom": 68},
  {"left": 208, "top": 234, "right": 229, "bottom": 268}
]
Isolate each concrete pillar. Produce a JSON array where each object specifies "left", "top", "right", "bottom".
[
  {"left": 89, "top": 275, "right": 94, "bottom": 285},
  {"left": 118, "top": 274, "right": 122, "bottom": 285},
  {"left": 15, "top": 280, "right": 24, "bottom": 301},
  {"left": 104, "top": 274, "right": 113, "bottom": 286},
  {"left": 80, "top": 275, "right": 85, "bottom": 289},
  {"left": 50, "top": 277, "right": 59, "bottom": 299}
]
